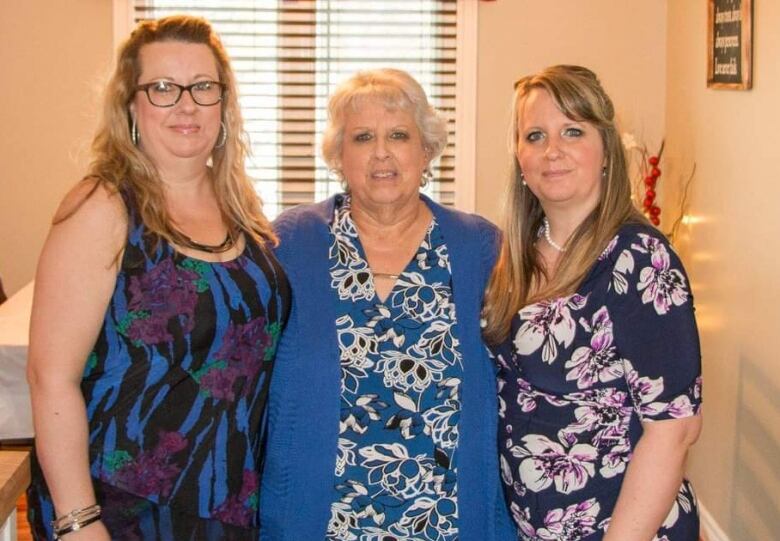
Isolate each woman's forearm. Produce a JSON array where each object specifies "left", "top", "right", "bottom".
[
  {"left": 30, "top": 378, "right": 98, "bottom": 517},
  {"left": 603, "top": 440, "right": 685, "bottom": 540},
  {"left": 26, "top": 180, "right": 126, "bottom": 533},
  {"left": 603, "top": 416, "right": 701, "bottom": 541}
]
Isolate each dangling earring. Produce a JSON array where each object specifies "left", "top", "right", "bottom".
[
  {"left": 602, "top": 166, "right": 607, "bottom": 179},
  {"left": 131, "top": 117, "right": 139, "bottom": 146},
  {"left": 215, "top": 121, "right": 227, "bottom": 148},
  {"left": 520, "top": 171, "right": 527, "bottom": 187},
  {"left": 421, "top": 168, "right": 434, "bottom": 188}
]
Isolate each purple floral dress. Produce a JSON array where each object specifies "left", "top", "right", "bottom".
[
  {"left": 492, "top": 223, "right": 702, "bottom": 541},
  {"left": 28, "top": 192, "right": 290, "bottom": 540}
]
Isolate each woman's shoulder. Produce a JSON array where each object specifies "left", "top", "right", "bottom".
[
  {"left": 273, "top": 197, "right": 335, "bottom": 236},
  {"left": 617, "top": 220, "right": 668, "bottom": 241},
  {"left": 55, "top": 177, "right": 125, "bottom": 220},
  {"left": 53, "top": 178, "right": 128, "bottom": 241},
  {"left": 425, "top": 199, "right": 500, "bottom": 255},
  {"left": 39, "top": 178, "right": 128, "bottom": 276},
  {"left": 597, "top": 220, "right": 692, "bottom": 311},
  {"left": 271, "top": 197, "right": 337, "bottom": 267},
  {"left": 423, "top": 200, "right": 501, "bottom": 278},
  {"left": 599, "top": 221, "right": 676, "bottom": 263},
  {"left": 426, "top": 197, "right": 497, "bottom": 233}
]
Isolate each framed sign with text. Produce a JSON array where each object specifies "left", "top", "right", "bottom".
[{"left": 707, "top": 0, "right": 752, "bottom": 89}]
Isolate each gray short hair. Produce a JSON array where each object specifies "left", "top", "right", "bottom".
[{"left": 321, "top": 68, "right": 448, "bottom": 169}]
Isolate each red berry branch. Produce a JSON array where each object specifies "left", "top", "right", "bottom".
[
  {"left": 624, "top": 133, "right": 696, "bottom": 244},
  {"left": 641, "top": 140, "right": 665, "bottom": 226}
]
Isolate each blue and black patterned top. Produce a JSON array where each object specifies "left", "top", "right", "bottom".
[
  {"left": 325, "top": 196, "right": 463, "bottom": 540},
  {"left": 260, "top": 194, "right": 515, "bottom": 541},
  {"left": 28, "top": 191, "right": 289, "bottom": 540},
  {"left": 493, "top": 223, "right": 702, "bottom": 540}
]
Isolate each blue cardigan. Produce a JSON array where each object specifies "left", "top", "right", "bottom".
[{"left": 260, "top": 195, "right": 515, "bottom": 541}]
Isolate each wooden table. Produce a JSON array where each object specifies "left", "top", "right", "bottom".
[{"left": 0, "top": 451, "right": 30, "bottom": 539}]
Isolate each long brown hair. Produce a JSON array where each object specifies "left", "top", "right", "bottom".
[
  {"left": 64, "top": 15, "right": 275, "bottom": 245},
  {"left": 483, "top": 65, "right": 645, "bottom": 343}
]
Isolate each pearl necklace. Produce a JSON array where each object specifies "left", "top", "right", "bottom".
[{"left": 543, "top": 218, "right": 566, "bottom": 252}]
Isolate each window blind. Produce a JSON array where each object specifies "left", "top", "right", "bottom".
[{"left": 134, "top": 0, "right": 458, "bottom": 218}]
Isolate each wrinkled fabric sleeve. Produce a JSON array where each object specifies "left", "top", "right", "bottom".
[{"left": 611, "top": 230, "right": 702, "bottom": 422}]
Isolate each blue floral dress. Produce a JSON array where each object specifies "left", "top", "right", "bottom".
[
  {"left": 28, "top": 192, "right": 290, "bottom": 540},
  {"left": 325, "top": 196, "right": 463, "bottom": 541},
  {"left": 493, "top": 224, "right": 702, "bottom": 541}
]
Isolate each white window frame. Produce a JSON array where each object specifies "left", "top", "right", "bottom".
[{"left": 454, "top": 0, "right": 477, "bottom": 212}]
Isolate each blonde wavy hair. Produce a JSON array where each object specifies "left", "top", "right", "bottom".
[
  {"left": 70, "top": 15, "right": 275, "bottom": 245},
  {"left": 483, "top": 65, "right": 645, "bottom": 344},
  {"left": 321, "top": 68, "right": 448, "bottom": 171}
]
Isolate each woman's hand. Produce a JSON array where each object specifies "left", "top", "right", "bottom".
[
  {"left": 603, "top": 414, "right": 702, "bottom": 540},
  {"left": 27, "top": 180, "right": 126, "bottom": 528}
]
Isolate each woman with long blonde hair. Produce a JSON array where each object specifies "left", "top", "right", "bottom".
[
  {"left": 483, "top": 65, "right": 702, "bottom": 540},
  {"left": 27, "top": 16, "right": 289, "bottom": 540}
]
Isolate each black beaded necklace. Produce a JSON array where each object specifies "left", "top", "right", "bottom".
[{"left": 175, "top": 230, "right": 235, "bottom": 254}]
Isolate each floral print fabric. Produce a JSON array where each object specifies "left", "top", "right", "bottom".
[
  {"left": 493, "top": 224, "right": 702, "bottom": 541},
  {"left": 27, "top": 192, "right": 289, "bottom": 539},
  {"left": 326, "top": 196, "right": 463, "bottom": 541}
]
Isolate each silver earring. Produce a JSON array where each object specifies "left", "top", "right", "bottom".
[
  {"left": 602, "top": 166, "right": 607, "bottom": 179},
  {"left": 520, "top": 171, "right": 527, "bottom": 187},
  {"left": 131, "top": 117, "right": 139, "bottom": 146},
  {"left": 215, "top": 121, "right": 227, "bottom": 148},
  {"left": 421, "top": 168, "right": 434, "bottom": 188}
]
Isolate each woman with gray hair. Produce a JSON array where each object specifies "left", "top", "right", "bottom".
[{"left": 260, "top": 68, "right": 515, "bottom": 541}]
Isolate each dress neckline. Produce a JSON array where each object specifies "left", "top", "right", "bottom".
[{"left": 334, "top": 198, "right": 436, "bottom": 304}]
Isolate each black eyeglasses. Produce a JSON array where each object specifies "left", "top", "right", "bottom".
[{"left": 135, "top": 80, "right": 226, "bottom": 107}]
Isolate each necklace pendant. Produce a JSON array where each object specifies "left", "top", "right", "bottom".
[{"left": 373, "top": 271, "right": 400, "bottom": 280}]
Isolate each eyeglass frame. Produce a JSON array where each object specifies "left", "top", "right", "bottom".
[{"left": 135, "top": 80, "right": 227, "bottom": 108}]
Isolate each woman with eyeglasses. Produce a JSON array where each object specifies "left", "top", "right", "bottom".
[{"left": 26, "top": 16, "right": 289, "bottom": 540}]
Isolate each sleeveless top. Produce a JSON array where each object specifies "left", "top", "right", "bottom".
[{"left": 28, "top": 190, "right": 290, "bottom": 538}]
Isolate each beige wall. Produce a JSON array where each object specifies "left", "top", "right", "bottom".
[
  {"left": 666, "top": 2, "right": 780, "bottom": 539},
  {"left": 475, "top": 1, "right": 667, "bottom": 224},
  {"left": 0, "top": 1, "right": 114, "bottom": 296}
]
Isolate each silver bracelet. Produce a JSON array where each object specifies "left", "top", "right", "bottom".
[{"left": 52, "top": 504, "right": 102, "bottom": 539}]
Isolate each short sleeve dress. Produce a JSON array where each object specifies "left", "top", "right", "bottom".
[
  {"left": 27, "top": 192, "right": 290, "bottom": 540},
  {"left": 493, "top": 223, "right": 702, "bottom": 541}
]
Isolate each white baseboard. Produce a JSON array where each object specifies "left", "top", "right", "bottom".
[
  {"left": 699, "top": 500, "right": 730, "bottom": 541},
  {"left": 0, "top": 508, "right": 16, "bottom": 541}
]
